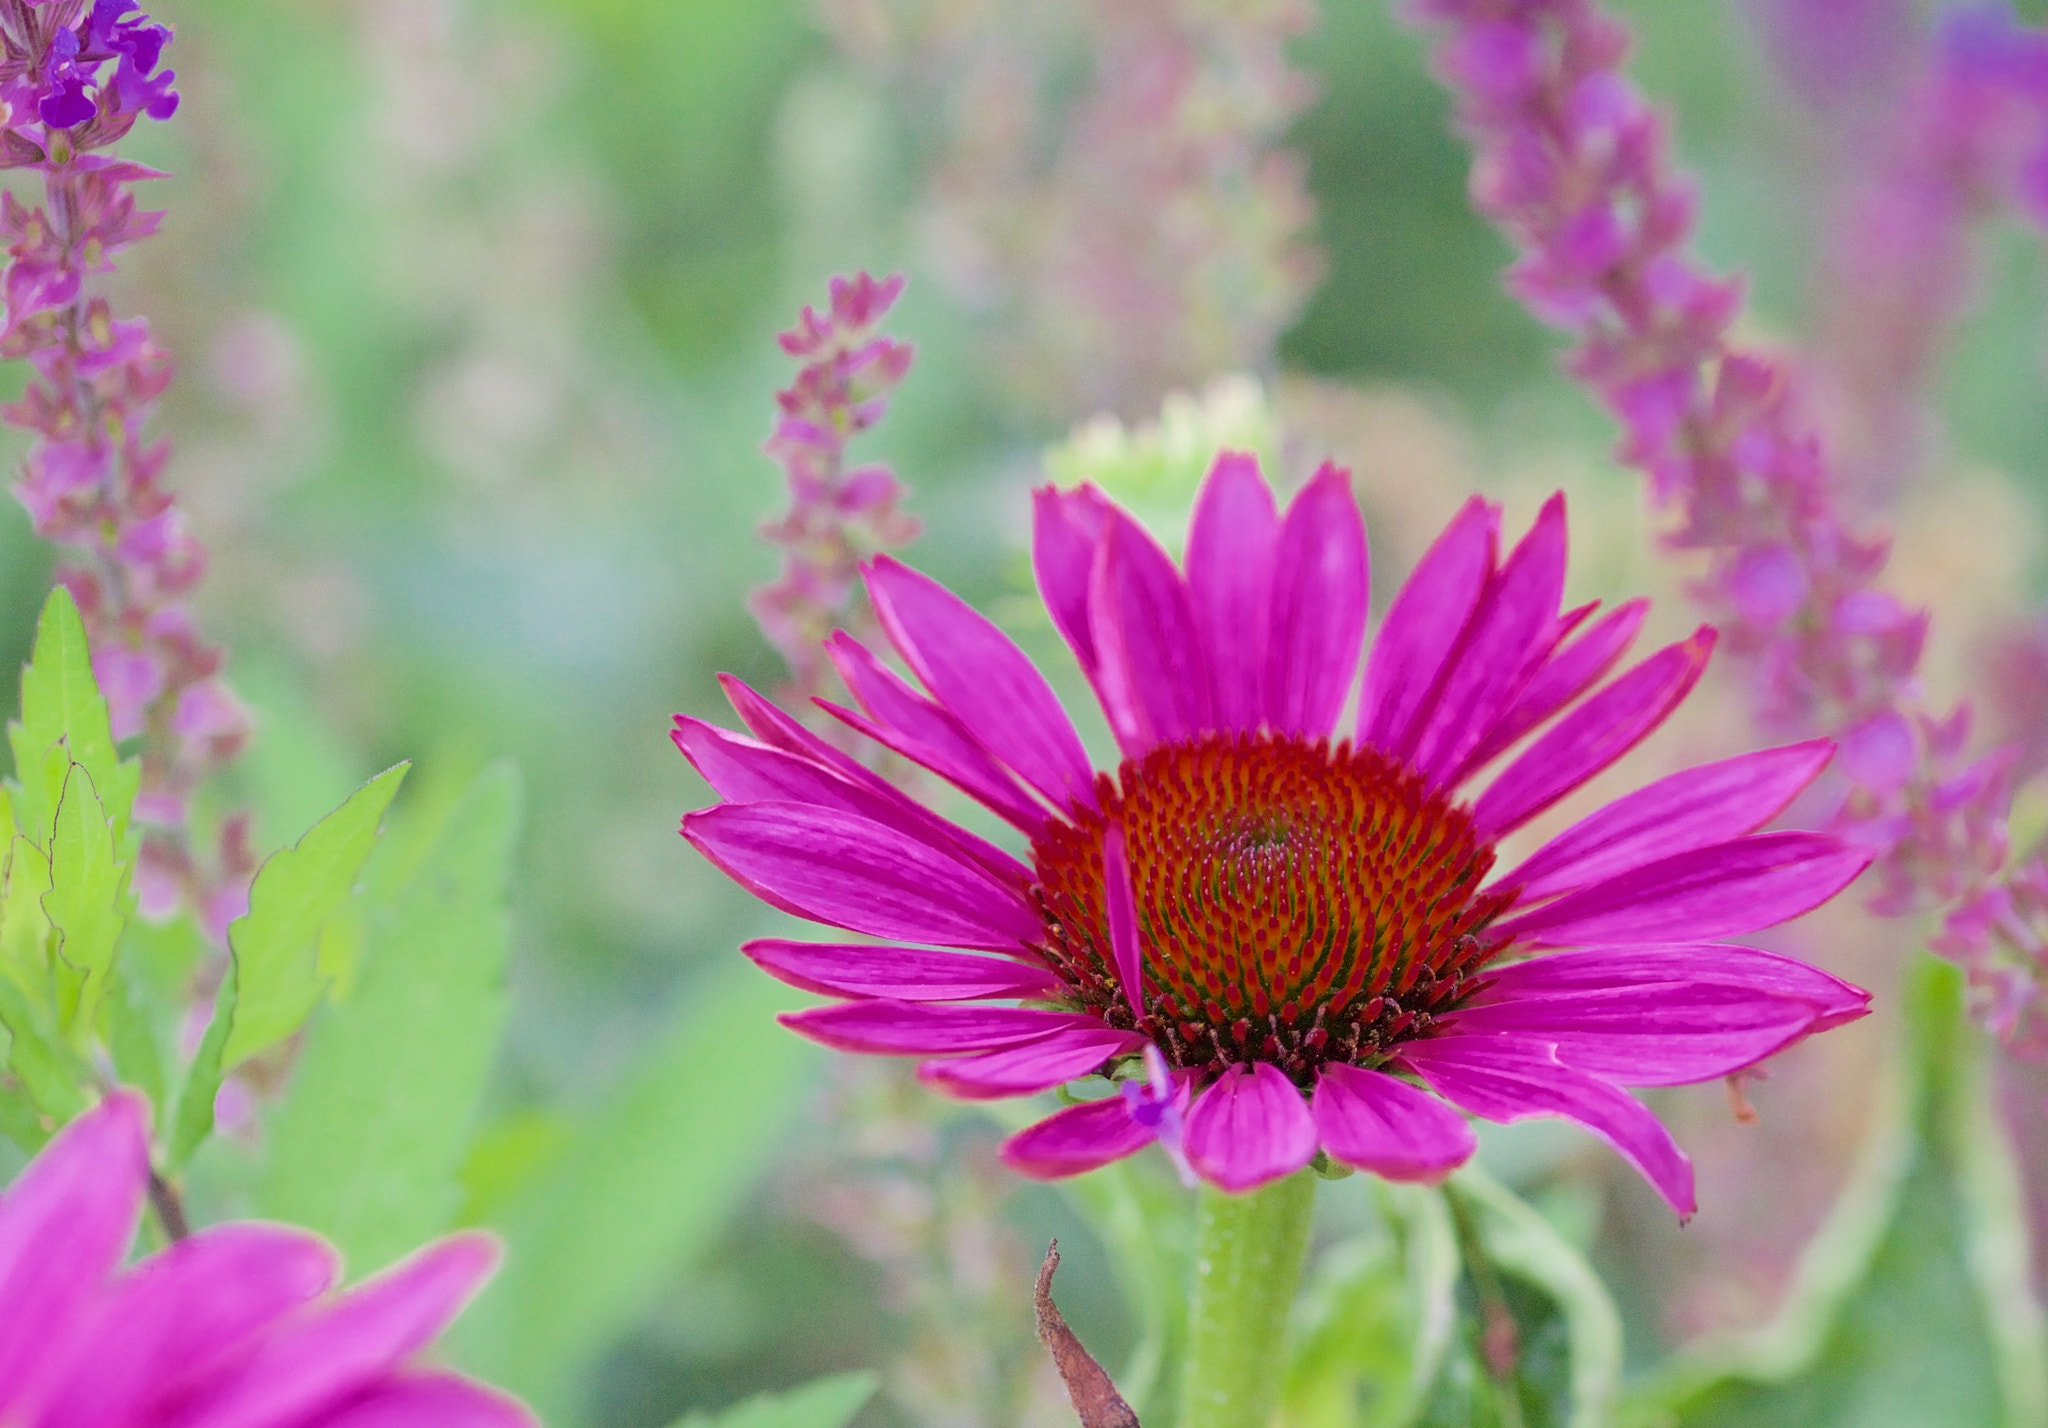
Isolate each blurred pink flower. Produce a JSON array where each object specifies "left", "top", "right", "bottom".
[
  {"left": 0, "top": 1091, "right": 533, "bottom": 1428},
  {"left": 681, "top": 454, "right": 1870, "bottom": 1214}
]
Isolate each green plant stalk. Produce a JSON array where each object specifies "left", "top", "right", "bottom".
[{"left": 1178, "top": 1169, "right": 1318, "bottom": 1428}]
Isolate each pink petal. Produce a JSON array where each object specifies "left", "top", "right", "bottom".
[
  {"left": 674, "top": 716, "right": 1031, "bottom": 889},
  {"left": 1264, "top": 463, "right": 1370, "bottom": 738},
  {"left": 1475, "top": 943, "right": 1871, "bottom": 1032},
  {"left": 719, "top": 673, "right": 893, "bottom": 794},
  {"left": 36, "top": 1225, "right": 341, "bottom": 1428},
  {"left": 918, "top": 1026, "right": 1146, "bottom": 1099},
  {"left": 172, "top": 1233, "right": 501, "bottom": 1428},
  {"left": 0, "top": 1091, "right": 149, "bottom": 1405},
  {"left": 1471, "top": 628, "right": 1718, "bottom": 838},
  {"left": 822, "top": 632, "right": 1049, "bottom": 836},
  {"left": 742, "top": 939, "right": 1062, "bottom": 1001},
  {"left": 1398, "top": 1036, "right": 1696, "bottom": 1217},
  {"left": 1185, "top": 452, "right": 1279, "bottom": 732},
  {"left": 1311, "top": 1064, "right": 1476, "bottom": 1182},
  {"left": 1183, "top": 1063, "right": 1319, "bottom": 1193},
  {"left": 1501, "top": 740, "right": 1835, "bottom": 900},
  {"left": 1032, "top": 483, "right": 1113, "bottom": 679},
  {"left": 1359, "top": 495, "right": 1498, "bottom": 752},
  {"left": 779, "top": 1000, "right": 1105, "bottom": 1055},
  {"left": 1001, "top": 1096, "right": 1156, "bottom": 1179},
  {"left": 1492, "top": 830, "right": 1873, "bottom": 946},
  {"left": 311, "top": 1372, "right": 538, "bottom": 1428},
  {"left": 1449, "top": 982, "right": 1822, "bottom": 1086},
  {"left": 1411, "top": 494, "right": 1568, "bottom": 785},
  {"left": 1104, "top": 825, "right": 1145, "bottom": 1017},
  {"left": 683, "top": 802, "right": 1039, "bottom": 951},
  {"left": 1455, "top": 598, "right": 1648, "bottom": 779},
  {"left": 1089, "top": 511, "right": 1215, "bottom": 752},
  {"left": 866, "top": 555, "right": 1097, "bottom": 812}
]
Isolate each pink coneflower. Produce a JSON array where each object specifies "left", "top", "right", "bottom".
[
  {"left": 0, "top": 1092, "right": 532, "bottom": 1428},
  {"left": 679, "top": 455, "right": 1873, "bottom": 1215}
]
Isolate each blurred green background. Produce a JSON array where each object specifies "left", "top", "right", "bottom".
[{"left": 4, "top": 0, "right": 2046, "bottom": 1424}]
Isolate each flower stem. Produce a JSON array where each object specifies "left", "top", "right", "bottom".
[{"left": 1177, "top": 1170, "right": 1317, "bottom": 1428}]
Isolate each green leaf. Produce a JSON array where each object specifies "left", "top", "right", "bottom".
[
  {"left": 0, "top": 970, "right": 89, "bottom": 1128},
  {"left": 256, "top": 762, "right": 521, "bottom": 1275},
  {"left": 42, "top": 764, "right": 129, "bottom": 1037},
  {"left": 221, "top": 762, "right": 408, "bottom": 1068},
  {"left": 0, "top": 827, "right": 53, "bottom": 1005},
  {"left": 166, "top": 964, "right": 237, "bottom": 1169},
  {"left": 667, "top": 1372, "right": 880, "bottom": 1428},
  {"left": 1624, "top": 957, "right": 2048, "bottom": 1428},
  {"left": 7, "top": 588, "right": 137, "bottom": 845},
  {"left": 452, "top": 963, "right": 822, "bottom": 1425}
]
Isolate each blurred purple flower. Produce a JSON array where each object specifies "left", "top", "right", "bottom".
[
  {"left": 1413, "top": 0, "right": 2048, "bottom": 1041},
  {"left": 752, "top": 272, "right": 920, "bottom": 709},
  {"left": 0, "top": 1091, "right": 533, "bottom": 1428},
  {"left": 0, "top": 0, "right": 253, "bottom": 928}
]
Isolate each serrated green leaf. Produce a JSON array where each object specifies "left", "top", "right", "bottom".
[
  {"left": 0, "top": 831, "right": 52, "bottom": 1005},
  {"left": 221, "top": 762, "right": 408, "bottom": 1069},
  {"left": 452, "top": 964, "right": 821, "bottom": 1425},
  {"left": 257, "top": 762, "right": 520, "bottom": 1275},
  {"left": 668, "top": 1372, "right": 880, "bottom": 1428},
  {"left": 167, "top": 963, "right": 236, "bottom": 1169},
  {"left": 0, "top": 971, "right": 88, "bottom": 1127},
  {"left": 42, "top": 763, "right": 129, "bottom": 1037},
  {"left": 7, "top": 588, "right": 137, "bottom": 845}
]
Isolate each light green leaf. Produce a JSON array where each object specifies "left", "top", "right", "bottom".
[
  {"left": 221, "top": 762, "right": 408, "bottom": 1068},
  {"left": 0, "top": 971, "right": 89, "bottom": 1131},
  {"left": 667, "top": 1372, "right": 879, "bottom": 1428},
  {"left": 452, "top": 964, "right": 821, "bottom": 1425},
  {"left": 0, "top": 830, "right": 53, "bottom": 1004},
  {"left": 257, "top": 762, "right": 521, "bottom": 1275},
  {"left": 1624, "top": 957, "right": 2047, "bottom": 1428},
  {"left": 42, "top": 764, "right": 129, "bottom": 1036},
  {"left": 167, "top": 964, "right": 237, "bottom": 1169},
  {"left": 7, "top": 588, "right": 137, "bottom": 845}
]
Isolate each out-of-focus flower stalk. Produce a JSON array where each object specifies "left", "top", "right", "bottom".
[
  {"left": 822, "top": 0, "right": 1319, "bottom": 424},
  {"left": 1810, "top": 9, "right": 2048, "bottom": 501},
  {"left": 1410, "top": 0, "right": 2048, "bottom": 1042},
  {"left": 752, "top": 271, "right": 919, "bottom": 707},
  {"left": 0, "top": 0, "right": 254, "bottom": 936}
]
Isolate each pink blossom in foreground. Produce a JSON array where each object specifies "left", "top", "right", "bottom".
[
  {"left": 0, "top": 1091, "right": 533, "bottom": 1428},
  {"left": 1410, "top": 0, "right": 2048, "bottom": 1040},
  {"left": 0, "top": 0, "right": 252, "bottom": 933},
  {"left": 679, "top": 454, "right": 1870, "bottom": 1213},
  {"left": 751, "top": 272, "right": 920, "bottom": 708}
]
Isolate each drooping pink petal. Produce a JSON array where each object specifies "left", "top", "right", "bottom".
[
  {"left": 1104, "top": 825, "right": 1145, "bottom": 1017},
  {"left": 1089, "top": 512, "right": 1215, "bottom": 752},
  {"left": 683, "top": 802, "right": 1039, "bottom": 951},
  {"left": 742, "top": 939, "right": 1062, "bottom": 1002},
  {"left": 311, "top": 1372, "right": 538, "bottom": 1428},
  {"left": 865, "top": 554, "right": 1098, "bottom": 812},
  {"left": 1474, "top": 944, "right": 1871, "bottom": 1033},
  {"left": 1311, "top": 1064, "right": 1476, "bottom": 1182},
  {"left": 1001, "top": 1096, "right": 1156, "bottom": 1179},
  {"left": 1264, "top": 463, "right": 1369, "bottom": 738},
  {"left": 1032, "top": 483, "right": 1113, "bottom": 679},
  {"left": 35, "top": 1225, "right": 340, "bottom": 1428},
  {"left": 1398, "top": 1035, "right": 1696, "bottom": 1217},
  {"left": 1455, "top": 597, "right": 1648, "bottom": 779},
  {"left": 674, "top": 716, "right": 1031, "bottom": 889},
  {"left": 780, "top": 1000, "right": 1105, "bottom": 1055},
  {"left": 1448, "top": 982, "right": 1823, "bottom": 1086},
  {"left": 1471, "top": 628, "right": 1718, "bottom": 838},
  {"left": 0, "top": 1091, "right": 148, "bottom": 1405},
  {"left": 1359, "top": 495, "right": 1498, "bottom": 752},
  {"left": 1500, "top": 740, "right": 1835, "bottom": 900},
  {"left": 1410, "top": 494, "right": 1569, "bottom": 785},
  {"left": 719, "top": 672, "right": 891, "bottom": 793},
  {"left": 1492, "top": 830, "right": 1872, "bottom": 946},
  {"left": 822, "top": 632, "right": 1049, "bottom": 835},
  {"left": 1185, "top": 452, "right": 1279, "bottom": 732},
  {"left": 170, "top": 1233, "right": 501, "bottom": 1428},
  {"left": 1182, "top": 1062, "right": 1319, "bottom": 1193},
  {"left": 918, "top": 1026, "right": 1146, "bottom": 1099}
]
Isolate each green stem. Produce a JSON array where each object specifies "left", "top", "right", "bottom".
[{"left": 1178, "top": 1170, "right": 1318, "bottom": 1428}]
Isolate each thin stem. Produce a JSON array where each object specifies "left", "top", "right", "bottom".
[
  {"left": 1177, "top": 1170, "right": 1317, "bottom": 1428},
  {"left": 148, "top": 1169, "right": 190, "bottom": 1242}
]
